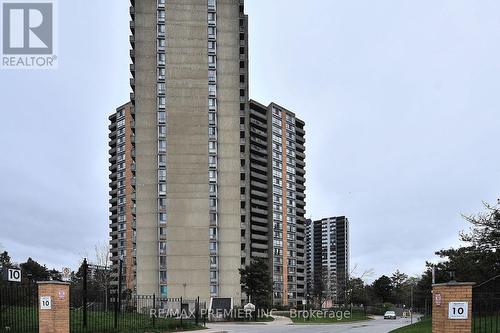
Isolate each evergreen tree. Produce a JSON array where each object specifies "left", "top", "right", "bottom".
[{"left": 239, "top": 258, "right": 272, "bottom": 309}]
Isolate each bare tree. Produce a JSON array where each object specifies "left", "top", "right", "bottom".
[
  {"left": 350, "top": 263, "right": 375, "bottom": 281},
  {"left": 93, "top": 241, "right": 111, "bottom": 268},
  {"left": 461, "top": 200, "right": 500, "bottom": 251}
]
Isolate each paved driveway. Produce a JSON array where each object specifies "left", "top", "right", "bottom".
[{"left": 206, "top": 316, "right": 420, "bottom": 333}]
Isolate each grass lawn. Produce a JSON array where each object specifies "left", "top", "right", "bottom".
[
  {"left": 390, "top": 316, "right": 500, "bottom": 333},
  {"left": 389, "top": 317, "right": 431, "bottom": 333},
  {"left": 291, "top": 310, "right": 371, "bottom": 324},
  {"left": 70, "top": 310, "right": 203, "bottom": 333},
  {"left": 0, "top": 307, "right": 203, "bottom": 333}
]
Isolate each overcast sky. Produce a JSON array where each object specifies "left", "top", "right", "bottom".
[{"left": 0, "top": 0, "right": 499, "bottom": 281}]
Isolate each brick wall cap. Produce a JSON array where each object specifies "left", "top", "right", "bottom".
[
  {"left": 37, "top": 281, "right": 71, "bottom": 286},
  {"left": 432, "top": 282, "right": 475, "bottom": 287}
]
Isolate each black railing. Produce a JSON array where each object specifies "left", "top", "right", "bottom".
[
  {"left": 473, "top": 276, "right": 500, "bottom": 333},
  {"left": 69, "top": 259, "right": 205, "bottom": 333},
  {"left": 473, "top": 292, "right": 500, "bottom": 333},
  {"left": 0, "top": 283, "right": 38, "bottom": 333}
]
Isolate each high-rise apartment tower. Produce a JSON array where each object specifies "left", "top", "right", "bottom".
[
  {"left": 240, "top": 100, "right": 307, "bottom": 306},
  {"left": 109, "top": 0, "right": 248, "bottom": 303},
  {"left": 305, "top": 217, "right": 349, "bottom": 304}
]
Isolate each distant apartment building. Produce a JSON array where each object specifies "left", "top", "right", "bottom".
[
  {"left": 240, "top": 100, "right": 307, "bottom": 306},
  {"left": 306, "top": 216, "right": 349, "bottom": 304},
  {"left": 109, "top": 102, "right": 136, "bottom": 291},
  {"left": 109, "top": 0, "right": 248, "bottom": 302}
]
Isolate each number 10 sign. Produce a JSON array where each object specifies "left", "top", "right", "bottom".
[{"left": 448, "top": 302, "right": 468, "bottom": 320}]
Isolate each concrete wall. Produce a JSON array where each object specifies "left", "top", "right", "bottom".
[
  {"left": 135, "top": 0, "right": 159, "bottom": 295},
  {"left": 165, "top": 0, "right": 210, "bottom": 300},
  {"left": 215, "top": 0, "right": 242, "bottom": 301}
]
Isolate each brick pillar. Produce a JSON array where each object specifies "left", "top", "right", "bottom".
[
  {"left": 38, "top": 281, "right": 70, "bottom": 333},
  {"left": 432, "top": 282, "right": 474, "bottom": 333}
]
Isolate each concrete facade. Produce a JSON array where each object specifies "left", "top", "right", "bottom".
[{"left": 109, "top": 0, "right": 245, "bottom": 303}]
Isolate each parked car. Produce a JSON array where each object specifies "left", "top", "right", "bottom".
[{"left": 384, "top": 311, "right": 397, "bottom": 319}]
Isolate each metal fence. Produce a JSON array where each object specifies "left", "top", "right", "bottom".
[
  {"left": 473, "top": 277, "right": 500, "bottom": 333},
  {"left": 0, "top": 283, "right": 38, "bottom": 333},
  {"left": 69, "top": 259, "right": 206, "bottom": 333}
]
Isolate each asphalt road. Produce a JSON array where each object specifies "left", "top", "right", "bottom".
[{"left": 206, "top": 316, "right": 419, "bottom": 333}]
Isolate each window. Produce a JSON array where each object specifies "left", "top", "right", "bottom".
[
  {"left": 158, "top": 10, "right": 165, "bottom": 21},
  {"left": 158, "top": 169, "right": 166, "bottom": 182},
  {"left": 210, "top": 285, "right": 217, "bottom": 294},
  {"left": 158, "top": 125, "right": 166, "bottom": 137},
  {"left": 208, "top": 70, "right": 216, "bottom": 82},
  {"left": 209, "top": 84, "right": 216, "bottom": 96},
  {"left": 160, "top": 271, "right": 167, "bottom": 283},
  {"left": 158, "top": 140, "right": 166, "bottom": 153},
  {"left": 158, "top": 97, "right": 165, "bottom": 108},
  {"left": 209, "top": 98, "right": 217, "bottom": 109},
  {"left": 157, "top": 83, "right": 165, "bottom": 94},
  {"left": 159, "top": 183, "right": 166, "bottom": 195},
  {"left": 158, "top": 67, "right": 165, "bottom": 80},
  {"left": 209, "top": 228, "right": 217, "bottom": 240},
  {"left": 209, "top": 141, "right": 217, "bottom": 152},
  {"left": 209, "top": 155, "right": 217, "bottom": 168},
  {"left": 158, "top": 111, "right": 166, "bottom": 123},
  {"left": 159, "top": 242, "right": 167, "bottom": 255},
  {"left": 210, "top": 213, "right": 217, "bottom": 225},
  {"left": 208, "top": 26, "right": 216, "bottom": 37},
  {"left": 208, "top": 41, "right": 216, "bottom": 52},
  {"left": 158, "top": 53, "right": 166, "bottom": 65},
  {"left": 209, "top": 170, "right": 217, "bottom": 182},
  {"left": 157, "top": 24, "right": 165, "bottom": 34},
  {"left": 210, "top": 256, "right": 217, "bottom": 266},
  {"left": 158, "top": 154, "right": 166, "bottom": 166},
  {"left": 208, "top": 55, "right": 216, "bottom": 67},
  {"left": 208, "top": 112, "right": 216, "bottom": 124},
  {"left": 209, "top": 198, "right": 217, "bottom": 208},
  {"left": 158, "top": 198, "right": 166, "bottom": 210},
  {"left": 159, "top": 213, "right": 167, "bottom": 223},
  {"left": 208, "top": 12, "right": 216, "bottom": 22}
]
